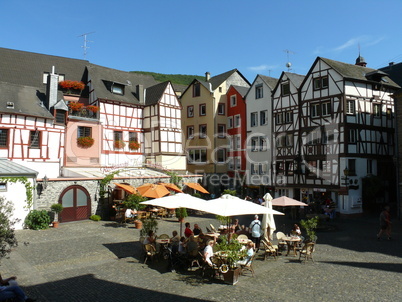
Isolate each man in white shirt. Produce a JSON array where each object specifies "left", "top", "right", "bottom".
[{"left": 249, "top": 215, "right": 262, "bottom": 251}]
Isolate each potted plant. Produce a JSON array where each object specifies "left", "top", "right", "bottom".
[
  {"left": 128, "top": 140, "right": 140, "bottom": 151},
  {"left": 300, "top": 216, "right": 319, "bottom": 242},
  {"left": 68, "top": 102, "right": 84, "bottom": 112},
  {"left": 77, "top": 136, "right": 94, "bottom": 148},
  {"left": 175, "top": 207, "right": 188, "bottom": 222},
  {"left": 123, "top": 193, "right": 147, "bottom": 229},
  {"left": 215, "top": 236, "right": 246, "bottom": 285},
  {"left": 50, "top": 203, "right": 63, "bottom": 228},
  {"left": 114, "top": 140, "right": 126, "bottom": 149},
  {"left": 86, "top": 105, "right": 99, "bottom": 113},
  {"left": 59, "top": 80, "right": 85, "bottom": 92}
]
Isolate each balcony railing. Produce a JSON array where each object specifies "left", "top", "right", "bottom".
[{"left": 69, "top": 107, "right": 98, "bottom": 119}]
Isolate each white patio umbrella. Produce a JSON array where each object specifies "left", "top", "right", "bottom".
[
  {"left": 205, "top": 194, "right": 284, "bottom": 217},
  {"left": 141, "top": 193, "right": 207, "bottom": 235},
  {"left": 261, "top": 193, "right": 276, "bottom": 240}
]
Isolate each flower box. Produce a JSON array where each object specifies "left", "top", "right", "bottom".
[
  {"left": 59, "top": 80, "right": 85, "bottom": 91},
  {"left": 86, "top": 105, "right": 99, "bottom": 113},
  {"left": 129, "top": 140, "right": 140, "bottom": 150},
  {"left": 114, "top": 140, "right": 126, "bottom": 149},
  {"left": 77, "top": 136, "right": 94, "bottom": 148},
  {"left": 68, "top": 102, "right": 84, "bottom": 111}
]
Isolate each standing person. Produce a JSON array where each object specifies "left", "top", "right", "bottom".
[
  {"left": 377, "top": 205, "right": 392, "bottom": 240},
  {"left": 184, "top": 222, "right": 193, "bottom": 238},
  {"left": 203, "top": 240, "right": 215, "bottom": 266},
  {"left": 193, "top": 223, "right": 203, "bottom": 236},
  {"left": 249, "top": 215, "right": 262, "bottom": 251}
]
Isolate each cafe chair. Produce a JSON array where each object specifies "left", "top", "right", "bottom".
[
  {"left": 143, "top": 244, "right": 157, "bottom": 264},
  {"left": 261, "top": 239, "right": 278, "bottom": 260},
  {"left": 237, "top": 234, "right": 249, "bottom": 241},
  {"left": 275, "top": 231, "right": 288, "bottom": 251},
  {"left": 239, "top": 253, "right": 256, "bottom": 277},
  {"left": 299, "top": 242, "right": 315, "bottom": 263},
  {"left": 209, "top": 224, "right": 217, "bottom": 233},
  {"left": 158, "top": 234, "right": 170, "bottom": 239}
]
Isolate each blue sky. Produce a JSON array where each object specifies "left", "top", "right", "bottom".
[{"left": 1, "top": 0, "right": 401, "bottom": 82}]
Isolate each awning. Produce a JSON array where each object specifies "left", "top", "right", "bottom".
[
  {"left": 184, "top": 182, "right": 209, "bottom": 194},
  {"left": 114, "top": 183, "right": 138, "bottom": 194}
]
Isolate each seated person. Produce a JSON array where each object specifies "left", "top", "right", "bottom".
[
  {"left": 291, "top": 224, "right": 301, "bottom": 236},
  {"left": 237, "top": 242, "right": 254, "bottom": 265},
  {"left": 178, "top": 237, "right": 187, "bottom": 255},
  {"left": 203, "top": 240, "right": 215, "bottom": 266},
  {"left": 231, "top": 219, "right": 242, "bottom": 233},
  {"left": 0, "top": 273, "right": 36, "bottom": 302},
  {"left": 125, "top": 208, "right": 137, "bottom": 218},
  {"left": 193, "top": 223, "right": 203, "bottom": 236},
  {"left": 143, "top": 230, "right": 156, "bottom": 245},
  {"left": 186, "top": 235, "right": 199, "bottom": 255},
  {"left": 184, "top": 222, "right": 193, "bottom": 238},
  {"left": 170, "top": 230, "right": 180, "bottom": 246}
]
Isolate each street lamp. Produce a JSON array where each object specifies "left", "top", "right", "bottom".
[{"left": 43, "top": 175, "right": 48, "bottom": 190}]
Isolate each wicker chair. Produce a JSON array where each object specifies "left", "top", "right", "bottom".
[
  {"left": 143, "top": 244, "right": 157, "bottom": 264},
  {"left": 299, "top": 242, "right": 315, "bottom": 263},
  {"left": 261, "top": 239, "right": 278, "bottom": 260},
  {"left": 239, "top": 252, "right": 256, "bottom": 277}
]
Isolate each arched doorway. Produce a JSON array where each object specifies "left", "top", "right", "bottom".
[{"left": 58, "top": 185, "right": 91, "bottom": 222}]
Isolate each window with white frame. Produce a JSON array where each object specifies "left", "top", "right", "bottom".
[
  {"left": 199, "top": 125, "right": 207, "bottom": 138},
  {"left": 281, "top": 82, "right": 290, "bottom": 96},
  {"left": 188, "top": 149, "right": 207, "bottom": 163},
  {"left": 0, "top": 129, "right": 9, "bottom": 147},
  {"left": 217, "top": 124, "right": 226, "bottom": 138},
  {"left": 259, "top": 137, "right": 267, "bottom": 151},
  {"left": 187, "top": 105, "right": 194, "bottom": 117},
  {"left": 251, "top": 112, "right": 258, "bottom": 127},
  {"left": 260, "top": 110, "right": 267, "bottom": 125},
  {"left": 250, "top": 163, "right": 258, "bottom": 175},
  {"left": 313, "top": 76, "right": 328, "bottom": 90},
  {"left": 228, "top": 117, "right": 233, "bottom": 129},
  {"left": 251, "top": 137, "right": 258, "bottom": 151},
  {"left": 321, "top": 101, "right": 331, "bottom": 116},
  {"left": 285, "top": 111, "right": 293, "bottom": 123},
  {"left": 346, "top": 99, "right": 355, "bottom": 115},
  {"left": 285, "top": 161, "right": 294, "bottom": 175},
  {"left": 349, "top": 129, "right": 357, "bottom": 143},
  {"left": 276, "top": 112, "right": 284, "bottom": 125},
  {"left": 259, "top": 163, "right": 266, "bottom": 175},
  {"left": 0, "top": 182, "right": 6, "bottom": 192},
  {"left": 199, "top": 104, "right": 206, "bottom": 116},
  {"left": 373, "top": 104, "right": 381, "bottom": 117},
  {"left": 230, "top": 95, "right": 237, "bottom": 107},
  {"left": 187, "top": 126, "right": 194, "bottom": 139},
  {"left": 216, "top": 148, "right": 226, "bottom": 163},
  {"left": 276, "top": 135, "right": 285, "bottom": 147},
  {"left": 322, "top": 160, "right": 331, "bottom": 173},
  {"left": 234, "top": 115, "right": 241, "bottom": 127},
  {"left": 286, "top": 134, "right": 293, "bottom": 146},
  {"left": 29, "top": 130, "right": 40, "bottom": 148},
  {"left": 235, "top": 134, "right": 241, "bottom": 150},
  {"left": 235, "top": 157, "right": 241, "bottom": 170},
  {"left": 311, "top": 103, "right": 320, "bottom": 118},
  {"left": 228, "top": 157, "right": 234, "bottom": 170},
  {"left": 255, "top": 84, "right": 263, "bottom": 99},
  {"left": 218, "top": 103, "right": 225, "bottom": 115}
]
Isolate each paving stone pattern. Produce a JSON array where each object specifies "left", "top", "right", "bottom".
[{"left": 1, "top": 214, "right": 401, "bottom": 301}]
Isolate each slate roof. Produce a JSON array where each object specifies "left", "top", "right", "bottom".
[
  {"left": 379, "top": 62, "right": 402, "bottom": 87},
  {"left": 145, "top": 81, "right": 169, "bottom": 106},
  {"left": 0, "top": 81, "right": 54, "bottom": 119},
  {"left": 231, "top": 85, "right": 249, "bottom": 98},
  {"left": 0, "top": 47, "right": 88, "bottom": 88},
  {"left": 0, "top": 158, "right": 38, "bottom": 177},
  {"left": 87, "top": 64, "right": 159, "bottom": 105},
  {"left": 320, "top": 57, "right": 400, "bottom": 88},
  {"left": 259, "top": 75, "right": 279, "bottom": 90},
  {"left": 285, "top": 72, "right": 305, "bottom": 88}
]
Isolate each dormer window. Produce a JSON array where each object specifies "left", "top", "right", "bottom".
[
  {"left": 112, "top": 83, "right": 124, "bottom": 95},
  {"left": 6, "top": 102, "right": 14, "bottom": 109}
]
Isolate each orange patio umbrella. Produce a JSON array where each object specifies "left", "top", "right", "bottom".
[
  {"left": 184, "top": 182, "right": 209, "bottom": 194},
  {"left": 114, "top": 183, "right": 138, "bottom": 195},
  {"left": 136, "top": 183, "right": 170, "bottom": 199},
  {"left": 159, "top": 183, "right": 183, "bottom": 193}
]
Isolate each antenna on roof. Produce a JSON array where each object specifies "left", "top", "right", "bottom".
[
  {"left": 283, "top": 49, "right": 295, "bottom": 71},
  {"left": 78, "top": 32, "right": 95, "bottom": 60}
]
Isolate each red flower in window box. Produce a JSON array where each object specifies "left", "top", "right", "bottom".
[
  {"left": 114, "top": 140, "right": 126, "bottom": 149},
  {"left": 59, "top": 80, "right": 85, "bottom": 91},
  {"left": 68, "top": 102, "right": 84, "bottom": 111},
  {"left": 77, "top": 136, "right": 94, "bottom": 148},
  {"left": 129, "top": 141, "right": 140, "bottom": 150},
  {"left": 86, "top": 105, "right": 99, "bottom": 113}
]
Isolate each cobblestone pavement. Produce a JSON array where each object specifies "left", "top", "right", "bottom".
[{"left": 1, "top": 213, "right": 401, "bottom": 302}]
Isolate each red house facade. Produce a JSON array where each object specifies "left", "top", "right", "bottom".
[{"left": 226, "top": 85, "right": 249, "bottom": 189}]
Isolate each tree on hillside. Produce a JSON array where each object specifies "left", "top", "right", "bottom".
[{"left": 0, "top": 196, "right": 18, "bottom": 260}]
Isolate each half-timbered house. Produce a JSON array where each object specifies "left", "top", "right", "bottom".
[{"left": 273, "top": 56, "right": 400, "bottom": 215}]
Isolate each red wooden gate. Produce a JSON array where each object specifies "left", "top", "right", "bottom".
[{"left": 58, "top": 185, "right": 91, "bottom": 222}]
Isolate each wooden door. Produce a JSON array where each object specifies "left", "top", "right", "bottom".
[{"left": 59, "top": 185, "right": 91, "bottom": 222}]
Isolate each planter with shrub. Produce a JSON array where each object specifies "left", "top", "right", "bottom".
[{"left": 24, "top": 210, "right": 51, "bottom": 230}]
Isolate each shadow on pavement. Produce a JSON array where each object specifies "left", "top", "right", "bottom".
[{"left": 26, "top": 274, "right": 211, "bottom": 302}]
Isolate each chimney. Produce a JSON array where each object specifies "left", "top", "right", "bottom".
[
  {"left": 46, "top": 66, "right": 59, "bottom": 109},
  {"left": 389, "top": 62, "right": 394, "bottom": 66},
  {"left": 136, "top": 84, "right": 144, "bottom": 103},
  {"left": 205, "top": 72, "right": 210, "bottom": 81}
]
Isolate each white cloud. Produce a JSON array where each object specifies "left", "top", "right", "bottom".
[{"left": 248, "top": 64, "right": 277, "bottom": 72}]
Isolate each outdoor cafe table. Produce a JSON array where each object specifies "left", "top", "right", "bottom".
[
  {"left": 155, "top": 238, "right": 170, "bottom": 244},
  {"left": 283, "top": 236, "right": 302, "bottom": 256}
]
